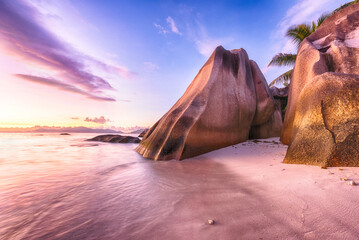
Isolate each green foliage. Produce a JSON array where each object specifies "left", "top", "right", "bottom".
[
  {"left": 286, "top": 24, "right": 313, "bottom": 47},
  {"left": 269, "top": 69, "right": 293, "bottom": 87},
  {"left": 268, "top": 13, "right": 332, "bottom": 87},
  {"left": 268, "top": 1, "right": 357, "bottom": 87},
  {"left": 268, "top": 53, "right": 296, "bottom": 67}
]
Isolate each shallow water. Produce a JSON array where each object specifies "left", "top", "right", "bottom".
[
  {"left": 0, "top": 133, "right": 154, "bottom": 239},
  {"left": 2, "top": 133, "right": 359, "bottom": 239},
  {"left": 1, "top": 133, "right": 252, "bottom": 240},
  {"left": 2, "top": 133, "right": 283, "bottom": 240}
]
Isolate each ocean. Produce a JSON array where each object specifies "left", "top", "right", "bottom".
[{"left": 0, "top": 133, "right": 152, "bottom": 239}]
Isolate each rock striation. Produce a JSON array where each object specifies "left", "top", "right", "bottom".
[
  {"left": 136, "top": 46, "right": 282, "bottom": 160},
  {"left": 282, "top": 4, "right": 359, "bottom": 166},
  {"left": 88, "top": 135, "right": 140, "bottom": 143}
]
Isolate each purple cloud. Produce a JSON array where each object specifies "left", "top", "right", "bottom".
[
  {"left": 16, "top": 74, "right": 116, "bottom": 102},
  {"left": 0, "top": 0, "right": 132, "bottom": 101},
  {"left": 84, "top": 116, "right": 110, "bottom": 124}
]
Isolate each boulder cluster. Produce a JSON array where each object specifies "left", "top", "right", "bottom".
[
  {"left": 282, "top": 4, "right": 359, "bottom": 167},
  {"left": 136, "top": 4, "right": 358, "bottom": 166}
]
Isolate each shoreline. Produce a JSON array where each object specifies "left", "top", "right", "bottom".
[
  {"left": 1, "top": 136, "right": 359, "bottom": 239},
  {"left": 133, "top": 138, "right": 359, "bottom": 239}
]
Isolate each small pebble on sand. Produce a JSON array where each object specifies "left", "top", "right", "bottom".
[
  {"left": 349, "top": 181, "right": 356, "bottom": 186},
  {"left": 208, "top": 219, "right": 215, "bottom": 225}
]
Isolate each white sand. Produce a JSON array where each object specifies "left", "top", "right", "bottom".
[{"left": 134, "top": 138, "right": 359, "bottom": 240}]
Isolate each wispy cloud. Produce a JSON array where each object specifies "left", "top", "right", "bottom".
[
  {"left": 188, "top": 19, "right": 233, "bottom": 57},
  {"left": 84, "top": 116, "right": 110, "bottom": 124},
  {"left": 144, "top": 62, "right": 160, "bottom": 72},
  {"left": 154, "top": 23, "right": 169, "bottom": 35},
  {"left": 15, "top": 74, "right": 117, "bottom": 102},
  {"left": 154, "top": 8, "right": 232, "bottom": 57},
  {"left": 154, "top": 16, "right": 182, "bottom": 35},
  {"left": 0, "top": 0, "right": 133, "bottom": 101},
  {"left": 166, "top": 16, "right": 182, "bottom": 35}
]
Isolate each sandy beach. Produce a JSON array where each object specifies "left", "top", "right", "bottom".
[
  {"left": 1, "top": 1, "right": 359, "bottom": 240},
  {"left": 2, "top": 134, "right": 359, "bottom": 240},
  {"left": 132, "top": 138, "right": 359, "bottom": 240}
]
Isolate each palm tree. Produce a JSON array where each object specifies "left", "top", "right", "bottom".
[
  {"left": 269, "top": 0, "right": 359, "bottom": 87},
  {"left": 268, "top": 14, "right": 329, "bottom": 87}
]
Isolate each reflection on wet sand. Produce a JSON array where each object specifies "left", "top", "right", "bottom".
[{"left": 1, "top": 134, "right": 359, "bottom": 239}]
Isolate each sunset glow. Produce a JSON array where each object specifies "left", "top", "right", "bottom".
[{"left": 0, "top": 0, "right": 349, "bottom": 130}]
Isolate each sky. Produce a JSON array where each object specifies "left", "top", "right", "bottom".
[{"left": 0, "top": 0, "right": 349, "bottom": 130}]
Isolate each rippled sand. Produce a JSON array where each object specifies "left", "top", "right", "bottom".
[{"left": 1, "top": 133, "right": 359, "bottom": 239}]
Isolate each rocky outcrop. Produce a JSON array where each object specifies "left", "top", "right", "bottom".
[
  {"left": 249, "top": 61, "right": 282, "bottom": 139},
  {"left": 270, "top": 86, "right": 288, "bottom": 99},
  {"left": 88, "top": 135, "right": 140, "bottom": 143},
  {"left": 282, "top": 4, "right": 359, "bottom": 166},
  {"left": 270, "top": 86, "right": 288, "bottom": 121},
  {"left": 138, "top": 128, "right": 149, "bottom": 138},
  {"left": 136, "top": 46, "right": 282, "bottom": 160},
  {"left": 249, "top": 101, "right": 282, "bottom": 139}
]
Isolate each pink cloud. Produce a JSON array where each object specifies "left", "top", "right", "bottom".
[
  {"left": 0, "top": 0, "right": 134, "bottom": 101},
  {"left": 16, "top": 74, "right": 116, "bottom": 102},
  {"left": 84, "top": 116, "right": 111, "bottom": 124}
]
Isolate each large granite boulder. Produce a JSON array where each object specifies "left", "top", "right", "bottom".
[
  {"left": 136, "top": 46, "right": 281, "bottom": 160},
  {"left": 282, "top": 4, "right": 359, "bottom": 166}
]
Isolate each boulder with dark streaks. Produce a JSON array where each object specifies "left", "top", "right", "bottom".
[{"left": 136, "top": 46, "right": 281, "bottom": 160}]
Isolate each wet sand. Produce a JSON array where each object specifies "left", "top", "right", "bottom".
[{"left": 1, "top": 135, "right": 359, "bottom": 239}]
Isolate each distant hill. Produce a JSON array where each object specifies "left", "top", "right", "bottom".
[
  {"left": 33, "top": 127, "right": 124, "bottom": 133},
  {"left": 128, "top": 128, "right": 145, "bottom": 134},
  {"left": 0, "top": 126, "right": 124, "bottom": 133}
]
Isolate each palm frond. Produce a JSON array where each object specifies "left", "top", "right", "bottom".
[
  {"left": 333, "top": 1, "right": 358, "bottom": 13},
  {"left": 269, "top": 69, "right": 293, "bottom": 87},
  {"left": 268, "top": 53, "right": 296, "bottom": 67},
  {"left": 268, "top": 11, "right": 334, "bottom": 87},
  {"left": 286, "top": 24, "right": 312, "bottom": 47},
  {"left": 311, "top": 21, "right": 317, "bottom": 32}
]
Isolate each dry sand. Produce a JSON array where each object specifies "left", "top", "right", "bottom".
[{"left": 134, "top": 137, "right": 359, "bottom": 240}]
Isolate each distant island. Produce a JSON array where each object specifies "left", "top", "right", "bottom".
[{"left": 0, "top": 126, "right": 147, "bottom": 134}]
